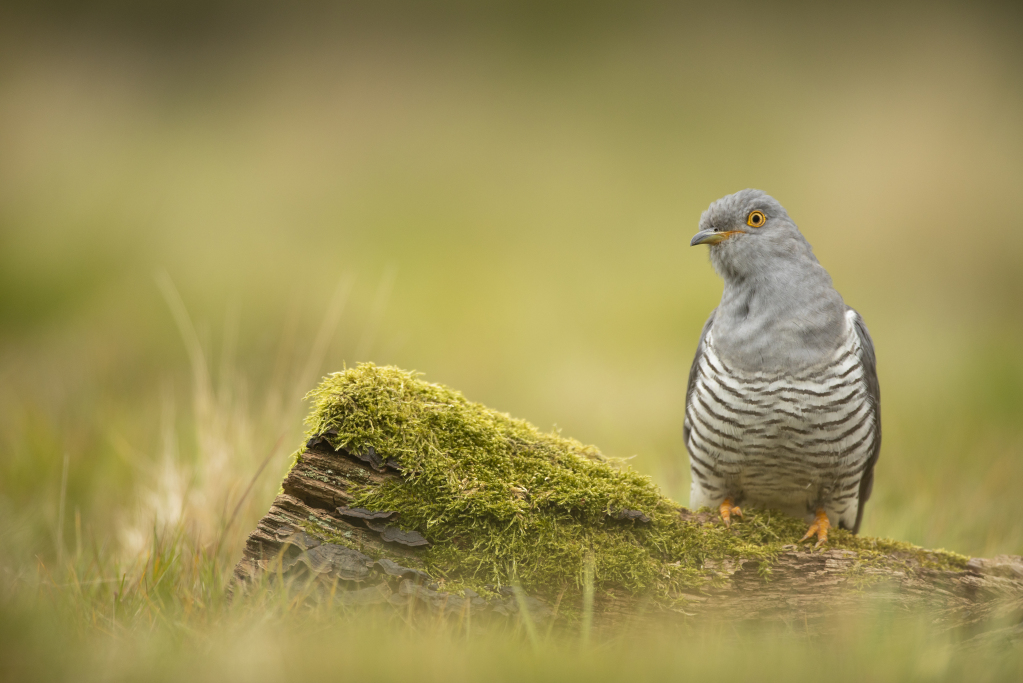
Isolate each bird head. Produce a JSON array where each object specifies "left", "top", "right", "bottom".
[
  {"left": 689, "top": 189, "right": 847, "bottom": 371},
  {"left": 690, "top": 189, "right": 815, "bottom": 281}
]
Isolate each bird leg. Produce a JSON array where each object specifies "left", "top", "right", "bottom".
[
  {"left": 800, "top": 508, "right": 831, "bottom": 547},
  {"left": 718, "top": 498, "right": 743, "bottom": 528}
]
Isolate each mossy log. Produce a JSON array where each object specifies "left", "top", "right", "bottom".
[{"left": 234, "top": 365, "right": 1023, "bottom": 635}]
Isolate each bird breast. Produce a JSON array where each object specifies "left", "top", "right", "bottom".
[{"left": 685, "top": 310, "right": 876, "bottom": 505}]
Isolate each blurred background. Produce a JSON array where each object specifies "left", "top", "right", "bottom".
[{"left": 1, "top": 0, "right": 1023, "bottom": 677}]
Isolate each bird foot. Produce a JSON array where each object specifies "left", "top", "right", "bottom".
[
  {"left": 719, "top": 498, "right": 743, "bottom": 528},
  {"left": 800, "top": 508, "right": 831, "bottom": 548}
]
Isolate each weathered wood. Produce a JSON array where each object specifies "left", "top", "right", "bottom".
[
  {"left": 235, "top": 439, "right": 1023, "bottom": 633},
  {"left": 234, "top": 439, "right": 552, "bottom": 620}
]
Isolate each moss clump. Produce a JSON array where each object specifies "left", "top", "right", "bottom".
[{"left": 301, "top": 364, "right": 966, "bottom": 601}]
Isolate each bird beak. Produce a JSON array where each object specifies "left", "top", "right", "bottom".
[{"left": 690, "top": 229, "right": 738, "bottom": 246}]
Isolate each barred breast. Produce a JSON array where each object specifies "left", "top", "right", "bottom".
[{"left": 685, "top": 309, "right": 878, "bottom": 530}]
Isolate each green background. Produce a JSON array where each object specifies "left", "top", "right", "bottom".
[{"left": 1, "top": 1, "right": 1022, "bottom": 679}]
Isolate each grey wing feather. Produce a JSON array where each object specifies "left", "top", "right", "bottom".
[
  {"left": 850, "top": 307, "right": 881, "bottom": 534},
  {"left": 683, "top": 309, "right": 716, "bottom": 450}
]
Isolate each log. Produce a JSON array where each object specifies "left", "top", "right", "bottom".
[
  {"left": 233, "top": 365, "right": 1023, "bottom": 637},
  {"left": 234, "top": 438, "right": 1023, "bottom": 630},
  {"left": 234, "top": 439, "right": 556, "bottom": 619}
]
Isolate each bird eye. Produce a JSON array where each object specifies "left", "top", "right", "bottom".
[{"left": 747, "top": 210, "right": 766, "bottom": 228}]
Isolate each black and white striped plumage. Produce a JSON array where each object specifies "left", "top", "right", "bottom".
[{"left": 686, "top": 190, "right": 881, "bottom": 534}]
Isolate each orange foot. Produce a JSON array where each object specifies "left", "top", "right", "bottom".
[
  {"left": 719, "top": 498, "right": 743, "bottom": 528},
  {"left": 800, "top": 508, "right": 831, "bottom": 548}
]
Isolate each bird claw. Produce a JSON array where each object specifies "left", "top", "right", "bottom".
[
  {"left": 719, "top": 499, "right": 743, "bottom": 528},
  {"left": 800, "top": 508, "right": 831, "bottom": 547}
]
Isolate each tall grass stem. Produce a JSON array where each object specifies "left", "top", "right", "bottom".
[
  {"left": 512, "top": 584, "right": 541, "bottom": 651},
  {"left": 56, "top": 452, "right": 69, "bottom": 566},
  {"left": 581, "top": 551, "right": 595, "bottom": 649}
]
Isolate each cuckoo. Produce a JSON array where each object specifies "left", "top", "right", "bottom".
[{"left": 685, "top": 189, "right": 880, "bottom": 546}]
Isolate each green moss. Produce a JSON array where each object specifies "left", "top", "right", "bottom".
[
  {"left": 823, "top": 531, "right": 970, "bottom": 573},
  {"left": 299, "top": 363, "right": 968, "bottom": 602}
]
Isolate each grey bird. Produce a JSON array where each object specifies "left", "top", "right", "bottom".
[{"left": 685, "top": 189, "right": 880, "bottom": 545}]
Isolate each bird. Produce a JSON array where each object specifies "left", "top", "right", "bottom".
[{"left": 684, "top": 189, "right": 880, "bottom": 546}]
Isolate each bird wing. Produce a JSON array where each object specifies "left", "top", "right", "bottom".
[
  {"left": 683, "top": 309, "right": 716, "bottom": 449},
  {"left": 850, "top": 306, "right": 881, "bottom": 533}
]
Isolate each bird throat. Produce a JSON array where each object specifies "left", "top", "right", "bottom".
[{"left": 711, "top": 273, "right": 847, "bottom": 374}]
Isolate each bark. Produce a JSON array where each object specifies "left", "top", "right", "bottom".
[{"left": 234, "top": 440, "right": 1023, "bottom": 635}]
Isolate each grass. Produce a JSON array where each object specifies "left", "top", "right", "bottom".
[{"left": 3, "top": 526, "right": 1020, "bottom": 683}]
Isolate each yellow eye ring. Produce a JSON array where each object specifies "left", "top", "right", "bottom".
[{"left": 747, "top": 210, "right": 766, "bottom": 228}]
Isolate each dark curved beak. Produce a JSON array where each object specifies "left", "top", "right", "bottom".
[{"left": 690, "top": 229, "right": 734, "bottom": 246}]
